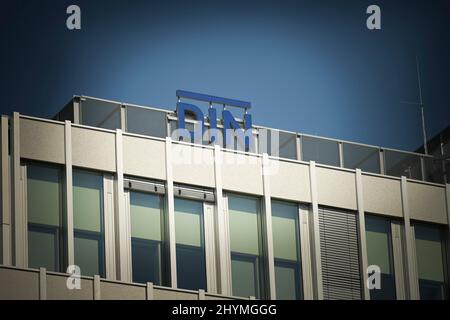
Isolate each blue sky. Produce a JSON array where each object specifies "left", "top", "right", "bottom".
[{"left": 1, "top": 0, "right": 449, "bottom": 151}]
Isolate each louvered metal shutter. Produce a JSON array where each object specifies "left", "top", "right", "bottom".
[{"left": 319, "top": 207, "right": 362, "bottom": 300}]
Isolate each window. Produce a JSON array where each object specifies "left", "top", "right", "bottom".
[
  {"left": 228, "top": 194, "right": 263, "bottom": 298},
  {"left": 174, "top": 198, "right": 206, "bottom": 290},
  {"left": 415, "top": 224, "right": 448, "bottom": 300},
  {"left": 130, "top": 191, "right": 165, "bottom": 285},
  {"left": 27, "top": 163, "right": 63, "bottom": 272},
  {"left": 73, "top": 170, "right": 105, "bottom": 277},
  {"left": 271, "top": 201, "right": 303, "bottom": 299},
  {"left": 301, "top": 136, "right": 340, "bottom": 167},
  {"left": 365, "top": 215, "right": 396, "bottom": 300}
]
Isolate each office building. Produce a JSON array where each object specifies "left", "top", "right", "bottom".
[{"left": 0, "top": 93, "right": 448, "bottom": 300}]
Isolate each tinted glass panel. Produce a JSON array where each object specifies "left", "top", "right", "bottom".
[
  {"left": 258, "top": 129, "right": 297, "bottom": 159},
  {"left": 277, "top": 131, "right": 297, "bottom": 159},
  {"left": 415, "top": 225, "right": 447, "bottom": 300},
  {"left": 131, "top": 239, "right": 161, "bottom": 284},
  {"left": 126, "top": 106, "right": 167, "bottom": 138},
  {"left": 384, "top": 150, "right": 422, "bottom": 180},
  {"left": 343, "top": 143, "right": 380, "bottom": 173},
  {"left": 74, "top": 234, "right": 103, "bottom": 277},
  {"left": 423, "top": 157, "right": 445, "bottom": 184},
  {"left": 80, "top": 98, "right": 121, "bottom": 130},
  {"left": 28, "top": 227, "right": 58, "bottom": 271},
  {"left": 174, "top": 198, "right": 206, "bottom": 290},
  {"left": 27, "top": 164, "right": 62, "bottom": 272},
  {"left": 27, "top": 165, "right": 61, "bottom": 227},
  {"left": 130, "top": 192, "right": 163, "bottom": 284},
  {"left": 365, "top": 215, "right": 396, "bottom": 300},
  {"left": 302, "top": 136, "right": 340, "bottom": 166},
  {"left": 275, "top": 261, "right": 301, "bottom": 300},
  {"left": 228, "top": 194, "right": 263, "bottom": 298},
  {"left": 176, "top": 245, "right": 206, "bottom": 290},
  {"left": 131, "top": 192, "right": 162, "bottom": 241},
  {"left": 271, "top": 201, "right": 303, "bottom": 299},
  {"left": 231, "top": 254, "right": 260, "bottom": 298},
  {"left": 73, "top": 170, "right": 105, "bottom": 277},
  {"left": 73, "top": 171, "right": 102, "bottom": 233}
]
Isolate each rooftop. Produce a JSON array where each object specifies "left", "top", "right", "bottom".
[{"left": 53, "top": 95, "right": 448, "bottom": 185}]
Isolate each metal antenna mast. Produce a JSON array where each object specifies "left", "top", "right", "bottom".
[
  {"left": 416, "top": 56, "right": 428, "bottom": 155},
  {"left": 401, "top": 56, "right": 429, "bottom": 155}
]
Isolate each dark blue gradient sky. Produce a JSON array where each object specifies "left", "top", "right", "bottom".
[{"left": 1, "top": 0, "right": 449, "bottom": 151}]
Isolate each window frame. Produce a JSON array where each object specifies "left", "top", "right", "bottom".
[
  {"left": 225, "top": 192, "right": 265, "bottom": 299},
  {"left": 72, "top": 168, "right": 107, "bottom": 278},
  {"left": 24, "top": 161, "right": 65, "bottom": 272},
  {"left": 271, "top": 199, "right": 304, "bottom": 300},
  {"left": 127, "top": 186, "right": 167, "bottom": 285}
]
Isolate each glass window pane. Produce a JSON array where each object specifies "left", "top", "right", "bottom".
[
  {"left": 80, "top": 98, "right": 121, "bottom": 130},
  {"left": 175, "top": 199, "right": 203, "bottom": 247},
  {"left": 343, "top": 143, "right": 380, "bottom": 174},
  {"left": 73, "top": 171, "right": 103, "bottom": 233},
  {"left": 126, "top": 106, "right": 167, "bottom": 138},
  {"left": 272, "top": 202, "right": 299, "bottom": 261},
  {"left": 228, "top": 194, "right": 262, "bottom": 298},
  {"left": 301, "top": 136, "right": 340, "bottom": 166},
  {"left": 176, "top": 245, "right": 206, "bottom": 291},
  {"left": 271, "top": 201, "right": 303, "bottom": 300},
  {"left": 130, "top": 192, "right": 162, "bottom": 241},
  {"left": 175, "top": 198, "right": 206, "bottom": 290},
  {"left": 27, "top": 163, "right": 62, "bottom": 272},
  {"left": 365, "top": 215, "right": 396, "bottom": 300},
  {"left": 366, "top": 217, "right": 392, "bottom": 274},
  {"left": 130, "top": 192, "right": 163, "bottom": 284},
  {"left": 231, "top": 254, "right": 260, "bottom": 298},
  {"left": 28, "top": 227, "right": 58, "bottom": 271},
  {"left": 131, "top": 239, "right": 161, "bottom": 284},
  {"left": 73, "top": 170, "right": 105, "bottom": 277},
  {"left": 384, "top": 150, "right": 422, "bottom": 180},
  {"left": 275, "top": 262, "right": 301, "bottom": 300},
  {"left": 27, "top": 164, "right": 61, "bottom": 226},
  {"left": 229, "top": 196, "right": 259, "bottom": 255},
  {"left": 415, "top": 225, "right": 447, "bottom": 300},
  {"left": 74, "top": 234, "right": 103, "bottom": 277}
]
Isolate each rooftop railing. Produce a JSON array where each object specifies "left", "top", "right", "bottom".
[{"left": 54, "top": 95, "right": 448, "bottom": 184}]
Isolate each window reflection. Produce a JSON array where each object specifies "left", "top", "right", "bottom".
[
  {"left": 272, "top": 201, "right": 303, "bottom": 299},
  {"left": 228, "top": 194, "right": 263, "bottom": 298},
  {"left": 365, "top": 215, "right": 396, "bottom": 300},
  {"left": 174, "top": 198, "right": 206, "bottom": 290},
  {"left": 130, "top": 192, "right": 164, "bottom": 285},
  {"left": 415, "top": 224, "right": 448, "bottom": 300},
  {"left": 302, "top": 136, "right": 340, "bottom": 166},
  {"left": 73, "top": 170, "right": 105, "bottom": 277},
  {"left": 27, "top": 163, "right": 63, "bottom": 272}
]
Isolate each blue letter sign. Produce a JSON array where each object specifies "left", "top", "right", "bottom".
[{"left": 176, "top": 90, "right": 253, "bottom": 151}]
